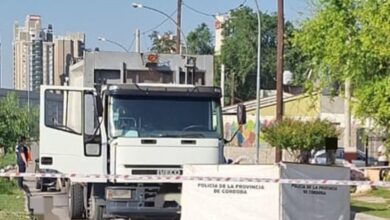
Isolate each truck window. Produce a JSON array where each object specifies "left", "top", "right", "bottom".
[
  {"left": 45, "top": 89, "right": 82, "bottom": 135},
  {"left": 84, "top": 93, "right": 99, "bottom": 135},
  {"left": 108, "top": 95, "right": 222, "bottom": 139}
]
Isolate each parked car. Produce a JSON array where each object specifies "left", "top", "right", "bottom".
[{"left": 310, "top": 148, "right": 376, "bottom": 167}]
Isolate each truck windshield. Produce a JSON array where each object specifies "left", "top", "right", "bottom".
[{"left": 108, "top": 95, "right": 222, "bottom": 139}]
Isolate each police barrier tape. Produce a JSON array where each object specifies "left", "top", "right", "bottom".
[
  {"left": 0, "top": 172, "right": 390, "bottom": 187},
  {"left": 358, "top": 166, "right": 390, "bottom": 170}
]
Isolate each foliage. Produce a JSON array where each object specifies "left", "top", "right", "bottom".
[
  {"left": 186, "top": 23, "right": 214, "bottom": 55},
  {"left": 261, "top": 118, "right": 338, "bottom": 162},
  {"left": 0, "top": 153, "right": 16, "bottom": 168},
  {"left": 27, "top": 106, "right": 40, "bottom": 140},
  {"left": 354, "top": 77, "right": 390, "bottom": 132},
  {"left": 149, "top": 31, "right": 176, "bottom": 53},
  {"left": 294, "top": 0, "right": 390, "bottom": 136},
  {"left": 220, "top": 7, "right": 308, "bottom": 104},
  {"left": 0, "top": 93, "right": 29, "bottom": 153},
  {"left": 0, "top": 179, "right": 26, "bottom": 217}
]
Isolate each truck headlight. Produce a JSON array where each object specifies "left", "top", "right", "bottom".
[{"left": 106, "top": 188, "right": 132, "bottom": 200}]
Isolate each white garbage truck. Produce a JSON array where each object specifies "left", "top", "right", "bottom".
[{"left": 38, "top": 52, "right": 245, "bottom": 219}]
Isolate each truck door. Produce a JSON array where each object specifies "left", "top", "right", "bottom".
[{"left": 39, "top": 86, "right": 106, "bottom": 176}]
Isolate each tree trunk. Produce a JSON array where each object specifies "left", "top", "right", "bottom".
[{"left": 298, "top": 150, "right": 311, "bottom": 164}]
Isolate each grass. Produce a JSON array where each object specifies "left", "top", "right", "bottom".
[
  {"left": 351, "top": 188, "right": 390, "bottom": 219},
  {"left": 0, "top": 153, "right": 16, "bottom": 169},
  {"left": 0, "top": 179, "right": 27, "bottom": 219},
  {"left": 0, "top": 154, "right": 28, "bottom": 220}
]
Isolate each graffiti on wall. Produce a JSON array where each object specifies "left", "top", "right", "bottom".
[{"left": 224, "top": 119, "right": 275, "bottom": 147}]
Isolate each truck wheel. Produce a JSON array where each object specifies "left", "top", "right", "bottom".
[
  {"left": 41, "top": 184, "right": 48, "bottom": 192},
  {"left": 88, "top": 195, "right": 104, "bottom": 220},
  {"left": 35, "top": 179, "right": 42, "bottom": 190},
  {"left": 68, "top": 183, "right": 85, "bottom": 219}
]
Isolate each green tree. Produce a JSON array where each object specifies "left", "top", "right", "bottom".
[
  {"left": 27, "top": 106, "right": 40, "bottom": 140},
  {"left": 220, "top": 7, "right": 257, "bottom": 104},
  {"left": 354, "top": 77, "right": 390, "bottom": 133},
  {"left": 0, "top": 93, "right": 29, "bottom": 153},
  {"left": 262, "top": 118, "right": 338, "bottom": 163},
  {"left": 220, "top": 7, "right": 307, "bottom": 104},
  {"left": 149, "top": 31, "right": 176, "bottom": 53},
  {"left": 186, "top": 23, "right": 214, "bottom": 55},
  {"left": 294, "top": 0, "right": 390, "bottom": 141}
]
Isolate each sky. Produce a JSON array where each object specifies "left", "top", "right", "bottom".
[{"left": 0, "top": 0, "right": 309, "bottom": 89}]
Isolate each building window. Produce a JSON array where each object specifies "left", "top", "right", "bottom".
[{"left": 126, "top": 70, "right": 173, "bottom": 84}]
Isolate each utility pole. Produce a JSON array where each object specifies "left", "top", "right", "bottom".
[
  {"left": 275, "top": 0, "right": 284, "bottom": 162},
  {"left": 176, "top": 0, "right": 182, "bottom": 54},
  {"left": 135, "top": 29, "right": 141, "bottom": 53},
  {"left": 344, "top": 78, "right": 352, "bottom": 160},
  {"left": 254, "top": 0, "right": 261, "bottom": 164},
  {"left": 221, "top": 64, "right": 225, "bottom": 107},
  {"left": 0, "top": 39, "right": 2, "bottom": 88}
]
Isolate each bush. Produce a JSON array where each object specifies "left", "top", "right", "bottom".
[
  {"left": 261, "top": 118, "right": 338, "bottom": 163},
  {"left": 0, "top": 92, "right": 39, "bottom": 153}
]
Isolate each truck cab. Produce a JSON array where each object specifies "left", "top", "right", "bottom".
[{"left": 39, "top": 83, "right": 224, "bottom": 219}]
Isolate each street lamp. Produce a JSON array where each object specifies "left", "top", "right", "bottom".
[
  {"left": 98, "top": 37, "right": 129, "bottom": 53},
  {"left": 131, "top": 2, "right": 187, "bottom": 54},
  {"left": 254, "top": 0, "right": 261, "bottom": 164}
]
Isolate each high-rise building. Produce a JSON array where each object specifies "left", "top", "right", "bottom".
[
  {"left": 214, "top": 15, "right": 227, "bottom": 55},
  {"left": 42, "top": 41, "right": 54, "bottom": 85},
  {"left": 42, "top": 25, "right": 54, "bottom": 86},
  {"left": 13, "top": 15, "right": 53, "bottom": 91},
  {"left": 53, "top": 33, "right": 85, "bottom": 85},
  {"left": 13, "top": 15, "right": 84, "bottom": 90}
]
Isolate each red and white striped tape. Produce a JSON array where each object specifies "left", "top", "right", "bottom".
[
  {"left": 1, "top": 172, "right": 389, "bottom": 187},
  {"left": 358, "top": 166, "right": 390, "bottom": 170}
]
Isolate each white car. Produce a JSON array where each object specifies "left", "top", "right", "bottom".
[{"left": 310, "top": 148, "right": 373, "bottom": 167}]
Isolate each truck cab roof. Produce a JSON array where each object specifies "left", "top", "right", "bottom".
[{"left": 105, "top": 84, "right": 222, "bottom": 98}]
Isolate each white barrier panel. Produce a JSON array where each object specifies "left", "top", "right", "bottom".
[
  {"left": 181, "top": 165, "right": 280, "bottom": 220},
  {"left": 181, "top": 164, "right": 350, "bottom": 220},
  {"left": 281, "top": 163, "right": 350, "bottom": 220}
]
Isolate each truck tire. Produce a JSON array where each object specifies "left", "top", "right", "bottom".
[
  {"left": 41, "top": 183, "right": 48, "bottom": 192},
  {"left": 36, "top": 179, "right": 48, "bottom": 192},
  {"left": 35, "top": 179, "right": 42, "bottom": 190},
  {"left": 68, "top": 183, "right": 85, "bottom": 219}
]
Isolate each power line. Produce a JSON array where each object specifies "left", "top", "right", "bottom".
[
  {"left": 182, "top": 2, "right": 215, "bottom": 18},
  {"left": 215, "top": 0, "right": 247, "bottom": 15},
  {"left": 141, "top": 10, "right": 177, "bottom": 35},
  {"left": 219, "top": 0, "right": 247, "bottom": 15},
  {"left": 182, "top": 0, "right": 247, "bottom": 18}
]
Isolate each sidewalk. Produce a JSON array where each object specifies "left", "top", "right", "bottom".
[{"left": 352, "top": 212, "right": 389, "bottom": 220}]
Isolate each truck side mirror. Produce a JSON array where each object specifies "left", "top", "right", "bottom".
[
  {"left": 96, "top": 95, "right": 103, "bottom": 117},
  {"left": 237, "top": 104, "right": 246, "bottom": 125}
]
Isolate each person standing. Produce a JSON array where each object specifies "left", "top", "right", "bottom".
[
  {"left": 15, "top": 136, "right": 28, "bottom": 188},
  {"left": 378, "top": 138, "right": 389, "bottom": 181}
]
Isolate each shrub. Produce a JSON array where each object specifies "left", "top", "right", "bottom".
[
  {"left": 262, "top": 118, "right": 338, "bottom": 163},
  {"left": 0, "top": 92, "right": 39, "bottom": 153}
]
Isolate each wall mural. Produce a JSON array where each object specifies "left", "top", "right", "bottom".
[{"left": 224, "top": 119, "right": 275, "bottom": 147}]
